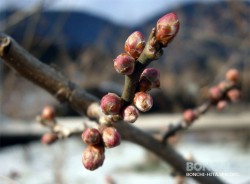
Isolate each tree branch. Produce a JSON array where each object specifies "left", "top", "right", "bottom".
[
  {"left": 0, "top": 33, "right": 225, "bottom": 184},
  {"left": 0, "top": 33, "right": 97, "bottom": 115}
]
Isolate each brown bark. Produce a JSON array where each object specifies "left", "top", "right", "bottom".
[{"left": 0, "top": 33, "right": 225, "bottom": 184}]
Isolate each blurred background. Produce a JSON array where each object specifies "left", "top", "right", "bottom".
[{"left": 0, "top": 0, "right": 249, "bottom": 184}]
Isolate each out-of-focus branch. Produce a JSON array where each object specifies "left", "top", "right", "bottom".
[
  {"left": 0, "top": 33, "right": 225, "bottom": 184},
  {"left": 162, "top": 78, "right": 240, "bottom": 143}
]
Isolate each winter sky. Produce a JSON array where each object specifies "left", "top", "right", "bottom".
[{"left": 0, "top": 0, "right": 244, "bottom": 26}]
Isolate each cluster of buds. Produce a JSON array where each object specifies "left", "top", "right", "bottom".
[
  {"left": 209, "top": 68, "right": 241, "bottom": 111},
  {"left": 181, "top": 69, "right": 241, "bottom": 127},
  {"left": 97, "top": 12, "right": 180, "bottom": 170},
  {"left": 113, "top": 31, "right": 145, "bottom": 76},
  {"left": 81, "top": 127, "right": 121, "bottom": 170}
]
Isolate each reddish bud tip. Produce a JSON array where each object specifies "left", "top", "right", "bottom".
[
  {"left": 101, "top": 93, "right": 123, "bottom": 115},
  {"left": 183, "top": 109, "right": 198, "bottom": 125},
  {"left": 125, "top": 31, "right": 145, "bottom": 59},
  {"left": 123, "top": 105, "right": 140, "bottom": 123},
  {"left": 41, "top": 133, "right": 58, "bottom": 145},
  {"left": 226, "top": 69, "right": 239, "bottom": 83},
  {"left": 156, "top": 12, "right": 180, "bottom": 47},
  {"left": 114, "top": 53, "right": 135, "bottom": 75},
  {"left": 41, "top": 106, "right": 55, "bottom": 120},
  {"left": 139, "top": 68, "right": 160, "bottom": 91},
  {"left": 102, "top": 127, "right": 121, "bottom": 148},
  {"left": 82, "top": 128, "right": 102, "bottom": 145},
  {"left": 209, "top": 86, "right": 222, "bottom": 101},
  {"left": 217, "top": 100, "right": 228, "bottom": 111},
  {"left": 82, "top": 145, "right": 105, "bottom": 171},
  {"left": 227, "top": 89, "right": 241, "bottom": 102},
  {"left": 133, "top": 92, "right": 153, "bottom": 112}
]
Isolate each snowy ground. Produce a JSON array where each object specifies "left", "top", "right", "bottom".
[{"left": 0, "top": 132, "right": 250, "bottom": 184}]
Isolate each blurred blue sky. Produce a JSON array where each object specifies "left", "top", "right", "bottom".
[{"left": 0, "top": 0, "right": 231, "bottom": 26}]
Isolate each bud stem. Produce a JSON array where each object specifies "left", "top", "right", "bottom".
[{"left": 121, "top": 29, "right": 162, "bottom": 104}]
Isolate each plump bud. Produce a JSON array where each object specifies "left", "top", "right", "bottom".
[
  {"left": 226, "top": 69, "right": 239, "bottom": 82},
  {"left": 217, "top": 100, "right": 228, "bottom": 111},
  {"left": 114, "top": 53, "right": 135, "bottom": 75},
  {"left": 133, "top": 92, "right": 153, "bottom": 112},
  {"left": 102, "top": 127, "right": 121, "bottom": 148},
  {"left": 156, "top": 12, "right": 180, "bottom": 47},
  {"left": 227, "top": 89, "right": 241, "bottom": 102},
  {"left": 183, "top": 109, "right": 198, "bottom": 125},
  {"left": 82, "top": 128, "right": 101, "bottom": 145},
  {"left": 125, "top": 31, "right": 145, "bottom": 59},
  {"left": 123, "top": 105, "right": 140, "bottom": 123},
  {"left": 82, "top": 145, "right": 105, "bottom": 171},
  {"left": 41, "top": 106, "right": 55, "bottom": 120},
  {"left": 139, "top": 68, "right": 160, "bottom": 91},
  {"left": 41, "top": 133, "right": 58, "bottom": 145},
  {"left": 101, "top": 93, "right": 123, "bottom": 115},
  {"left": 209, "top": 86, "right": 222, "bottom": 101}
]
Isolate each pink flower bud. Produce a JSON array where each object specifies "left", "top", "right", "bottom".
[
  {"left": 82, "top": 145, "right": 105, "bottom": 170},
  {"left": 123, "top": 105, "right": 140, "bottom": 123},
  {"left": 114, "top": 53, "right": 135, "bottom": 75},
  {"left": 101, "top": 93, "right": 123, "bottom": 115},
  {"left": 209, "top": 86, "right": 222, "bottom": 101},
  {"left": 41, "top": 106, "right": 55, "bottom": 120},
  {"left": 227, "top": 89, "right": 241, "bottom": 102},
  {"left": 82, "top": 128, "right": 101, "bottom": 145},
  {"left": 41, "top": 133, "right": 58, "bottom": 145},
  {"left": 138, "top": 78, "right": 152, "bottom": 92},
  {"left": 226, "top": 69, "right": 239, "bottom": 83},
  {"left": 102, "top": 127, "right": 121, "bottom": 148},
  {"left": 217, "top": 100, "right": 228, "bottom": 111},
  {"left": 139, "top": 68, "right": 160, "bottom": 91},
  {"left": 156, "top": 12, "right": 180, "bottom": 47},
  {"left": 133, "top": 92, "right": 153, "bottom": 112},
  {"left": 125, "top": 31, "right": 145, "bottom": 59},
  {"left": 183, "top": 109, "right": 197, "bottom": 125}
]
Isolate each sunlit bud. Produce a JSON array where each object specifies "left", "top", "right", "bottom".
[
  {"left": 102, "top": 127, "right": 121, "bottom": 148},
  {"left": 209, "top": 86, "right": 222, "bottom": 101},
  {"left": 125, "top": 31, "right": 145, "bottom": 59},
  {"left": 123, "top": 105, "right": 140, "bottom": 123},
  {"left": 133, "top": 92, "right": 153, "bottom": 112},
  {"left": 227, "top": 89, "right": 241, "bottom": 102},
  {"left": 41, "top": 133, "right": 58, "bottom": 145},
  {"left": 226, "top": 69, "right": 239, "bottom": 83},
  {"left": 82, "top": 145, "right": 105, "bottom": 171},
  {"left": 217, "top": 100, "right": 228, "bottom": 111},
  {"left": 114, "top": 53, "right": 135, "bottom": 75},
  {"left": 156, "top": 12, "right": 180, "bottom": 47},
  {"left": 139, "top": 68, "right": 160, "bottom": 91},
  {"left": 101, "top": 93, "right": 123, "bottom": 115},
  {"left": 82, "top": 128, "right": 101, "bottom": 145},
  {"left": 183, "top": 109, "right": 198, "bottom": 125},
  {"left": 41, "top": 106, "right": 55, "bottom": 120}
]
